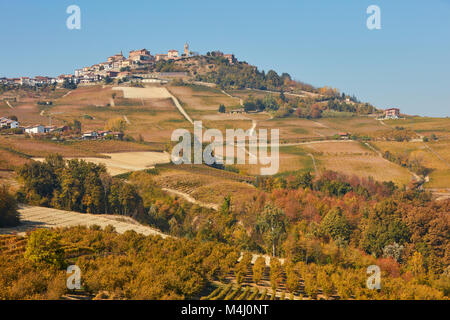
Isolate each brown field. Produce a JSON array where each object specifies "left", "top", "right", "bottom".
[
  {"left": 302, "top": 140, "right": 372, "bottom": 155},
  {"left": 384, "top": 117, "right": 450, "bottom": 139},
  {"left": 317, "top": 116, "right": 390, "bottom": 136},
  {"left": 0, "top": 135, "right": 165, "bottom": 171},
  {"left": 35, "top": 151, "right": 171, "bottom": 176},
  {"left": 257, "top": 118, "right": 338, "bottom": 143},
  {"left": 153, "top": 164, "right": 257, "bottom": 205},
  {"left": 318, "top": 154, "right": 412, "bottom": 185},
  {"left": 167, "top": 85, "right": 238, "bottom": 114},
  {"left": 298, "top": 140, "right": 412, "bottom": 185},
  {"left": 373, "top": 140, "right": 450, "bottom": 188}
]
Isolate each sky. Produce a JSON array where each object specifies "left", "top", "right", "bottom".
[{"left": 0, "top": 0, "right": 449, "bottom": 117}]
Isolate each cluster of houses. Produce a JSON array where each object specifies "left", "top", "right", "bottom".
[
  {"left": 1, "top": 44, "right": 238, "bottom": 87},
  {"left": 0, "top": 116, "right": 124, "bottom": 141},
  {"left": 0, "top": 117, "right": 19, "bottom": 129},
  {"left": 74, "top": 43, "right": 195, "bottom": 84},
  {"left": 82, "top": 130, "right": 124, "bottom": 140}
]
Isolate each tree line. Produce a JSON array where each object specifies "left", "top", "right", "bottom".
[{"left": 16, "top": 154, "right": 143, "bottom": 218}]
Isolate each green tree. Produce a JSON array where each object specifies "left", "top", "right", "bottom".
[
  {"left": 269, "top": 258, "right": 283, "bottom": 291},
  {"left": 0, "top": 185, "right": 20, "bottom": 227},
  {"left": 256, "top": 204, "right": 286, "bottom": 256},
  {"left": 24, "top": 229, "right": 65, "bottom": 269},
  {"left": 320, "top": 207, "right": 352, "bottom": 243},
  {"left": 218, "top": 104, "right": 226, "bottom": 113},
  {"left": 253, "top": 256, "right": 266, "bottom": 285}
]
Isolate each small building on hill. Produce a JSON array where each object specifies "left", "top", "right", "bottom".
[
  {"left": 0, "top": 118, "right": 19, "bottom": 129},
  {"left": 24, "top": 125, "right": 45, "bottom": 134},
  {"left": 385, "top": 108, "right": 400, "bottom": 119}
]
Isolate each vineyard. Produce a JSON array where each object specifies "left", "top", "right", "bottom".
[
  {"left": 0, "top": 235, "right": 27, "bottom": 257},
  {"left": 200, "top": 254, "right": 337, "bottom": 300}
]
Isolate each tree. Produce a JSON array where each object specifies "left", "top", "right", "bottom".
[
  {"left": 218, "top": 104, "right": 226, "bottom": 113},
  {"left": 72, "top": 120, "right": 82, "bottom": 133},
  {"left": 256, "top": 204, "right": 286, "bottom": 256},
  {"left": 0, "top": 185, "right": 20, "bottom": 227},
  {"left": 320, "top": 207, "right": 352, "bottom": 243},
  {"left": 253, "top": 256, "right": 266, "bottom": 285},
  {"left": 105, "top": 117, "right": 127, "bottom": 132},
  {"left": 279, "top": 89, "right": 287, "bottom": 102},
  {"left": 269, "top": 258, "right": 283, "bottom": 291},
  {"left": 62, "top": 79, "right": 77, "bottom": 89},
  {"left": 24, "top": 229, "right": 65, "bottom": 269},
  {"left": 362, "top": 200, "right": 410, "bottom": 257},
  {"left": 104, "top": 76, "right": 113, "bottom": 84},
  {"left": 285, "top": 265, "right": 300, "bottom": 293}
]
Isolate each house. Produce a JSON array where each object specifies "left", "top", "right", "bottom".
[
  {"left": 155, "top": 54, "right": 168, "bottom": 61},
  {"left": 167, "top": 50, "right": 179, "bottom": 59},
  {"left": 129, "top": 49, "right": 153, "bottom": 64},
  {"left": 385, "top": 108, "right": 400, "bottom": 119},
  {"left": 97, "top": 130, "right": 111, "bottom": 138},
  {"left": 24, "top": 125, "right": 45, "bottom": 134},
  {"left": 108, "top": 52, "right": 126, "bottom": 63},
  {"left": 82, "top": 131, "right": 98, "bottom": 140},
  {"left": 43, "top": 126, "right": 56, "bottom": 133},
  {"left": 20, "top": 77, "right": 35, "bottom": 86},
  {"left": 230, "top": 108, "right": 245, "bottom": 114},
  {"left": 338, "top": 132, "right": 350, "bottom": 140},
  {"left": 224, "top": 54, "right": 237, "bottom": 64},
  {"left": 0, "top": 117, "right": 19, "bottom": 129},
  {"left": 110, "top": 132, "right": 124, "bottom": 140}
]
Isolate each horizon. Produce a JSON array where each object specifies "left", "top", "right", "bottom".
[{"left": 1, "top": 0, "right": 449, "bottom": 117}]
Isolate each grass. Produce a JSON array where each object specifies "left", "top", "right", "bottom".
[{"left": 372, "top": 140, "right": 450, "bottom": 188}]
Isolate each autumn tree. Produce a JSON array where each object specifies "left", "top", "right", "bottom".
[
  {"left": 0, "top": 185, "right": 20, "bottom": 227},
  {"left": 24, "top": 229, "right": 65, "bottom": 269},
  {"left": 253, "top": 256, "right": 266, "bottom": 285},
  {"left": 256, "top": 204, "right": 286, "bottom": 257},
  {"left": 269, "top": 257, "right": 283, "bottom": 291}
]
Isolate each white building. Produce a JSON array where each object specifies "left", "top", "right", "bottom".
[
  {"left": 25, "top": 125, "right": 45, "bottom": 134},
  {"left": 168, "top": 50, "right": 179, "bottom": 59},
  {"left": 0, "top": 117, "right": 19, "bottom": 129}
]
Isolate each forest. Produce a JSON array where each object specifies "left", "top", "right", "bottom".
[{"left": 1, "top": 155, "right": 448, "bottom": 300}]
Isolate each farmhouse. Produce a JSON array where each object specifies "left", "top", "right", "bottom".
[
  {"left": 0, "top": 117, "right": 19, "bottom": 129},
  {"left": 24, "top": 125, "right": 45, "bottom": 134},
  {"left": 385, "top": 108, "right": 400, "bottom": 119},
  {"left": 338, "top": 132, "right": 350, "bottom": 140},
  {"left": 82, "top": 131, "right": 98, "bottom": 140}
]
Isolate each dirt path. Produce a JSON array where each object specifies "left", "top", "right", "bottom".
[
  {"left": 5, "top": 101, "right": 14, "bottom": 109},
  {"left": 307, "top": 153, "right": 318, "bottom": 175},
  {"left": 221, "top": 89, "right": 243, "bottom": 106},
  {"left": 162, "top": 187, "right": 219, "bottom": 210},
  {"left": 123, "top": 115, "right": 130, "bottom": 124},
  {"left": 62, "top": 91, "right": 72, "bottom": 98}
]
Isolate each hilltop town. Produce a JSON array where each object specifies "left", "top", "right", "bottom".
[{"left": 0, "top": 43, "right": 237, "bottom": 87}]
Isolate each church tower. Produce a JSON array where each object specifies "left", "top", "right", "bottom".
[{"left": 184, "top": 42, "right": 189, "bottom": 57}]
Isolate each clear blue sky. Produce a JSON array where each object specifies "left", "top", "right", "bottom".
[{"left": 1, "top": 0, "right": 449, "bottom": 116}]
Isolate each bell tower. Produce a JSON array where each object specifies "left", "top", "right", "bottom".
[{"left": 184, "top": 42, "right": 189, "bottom": 57}]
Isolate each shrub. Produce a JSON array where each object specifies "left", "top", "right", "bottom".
[
  {"left": 0, "top": 185, "right": 20, "bottom": 227},
  {"left": 24, "top": 229, "right": 65, "bottom": 269}
]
